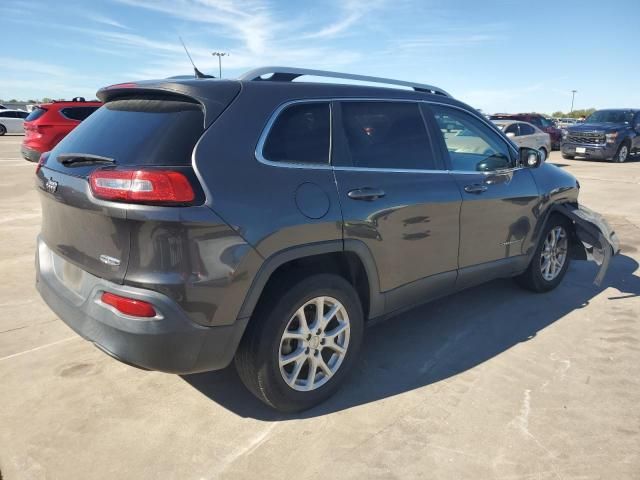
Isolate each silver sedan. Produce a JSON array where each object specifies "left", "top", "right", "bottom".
[{"left": 493, "top": 120, "right": 552, "bottom": 162}]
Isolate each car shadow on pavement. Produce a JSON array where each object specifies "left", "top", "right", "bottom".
[{"left": 182, "top": 254, "right": 640, "bottom": 420}]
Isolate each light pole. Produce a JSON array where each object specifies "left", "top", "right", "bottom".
[
  {"left": 570, "top": 90, "right": 577, "bottom": 113},
  {"left": 211, "top": 52, "right": 228, "bottom": 78}
]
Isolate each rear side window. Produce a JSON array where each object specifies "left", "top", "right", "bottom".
[
  {"left": 262, "top": 102, "right": 330, "bottom": 165},
  {"left": 60, "top": 106, "right": 100, "bottom": 121},
  {"left": 340, "top": 101, "right": 434, "bottom": 170},
  {"left": 26, "top": 107, "right": 47, "bottom": 121},
  {"left": 49, "top": 96, "right": 204, "bottom": 167}
]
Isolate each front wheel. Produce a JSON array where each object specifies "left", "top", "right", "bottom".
[
  {"left": 0, "top": 125, "right": 6, "bottom": 136},
  {"left": 613, "top": 142, "right": 629, "bottom": 163},
  {"left": 538, "top": 147, "right": 547, "bottom": 162},
  {"left": 235, "top": 274, "right": 364, "bottom": 412},
  {"left": 515, "top": 216, "right": 571, "bottom": 292}
]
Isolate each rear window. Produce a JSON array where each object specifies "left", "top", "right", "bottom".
[
  {"left": 340, "top": 101, "right": 435, "bottom": 170},
  {"left": 59, "top": 106, "right": 100, "bottom": 121},
  {"left": 49, "top": 96, "right": 204, "bottom": 168},
  {"left": 26, "top": 107, "right": 47, "bottom": 121}
]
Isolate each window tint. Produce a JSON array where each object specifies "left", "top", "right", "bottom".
[
  {"left": 519, "top": 123, "right": 535, "bottom": 135},
  {"left": 26, "top": 107, "right": 47, "bottom": 121},
  {"left": 340, "top": 101, "right": 434, "bottom": 170},
  {"left": 48, "top": 96, "right": 204, "bottom": 170},
  {"left": 0, "top": 112, "right": 9, "bottom": 118},
  {"left": 262, "top": 102, "right": 330, "bottom": 164},
  {"left": 14, "top": 111, "right": 28, "bottom": 119},
  {"left": 431, "top": 105, "right": 513, "bottom": 172},
  {"left": 60, "top": 106, "right": 100, "bottom": 121},
  {"left": 504, "top": 124, "right": 519, "bottom": 135}
]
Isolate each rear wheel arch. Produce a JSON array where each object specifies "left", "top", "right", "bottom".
[{"left": 239, "top": 240, "right": 383, "bottom": 324}]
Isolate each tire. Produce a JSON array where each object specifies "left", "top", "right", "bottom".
[
  {"left": 561, "top": 153, "right": 574, "bottom": 160},
  {"left": 538, "top": 147, "right": 547, "bottom": 162},
  {"left": 613, "top": 141, "right": 630, "bottom": 163},
  {"left": 515, "top": 215, "right": 572, "bottom": 292},
  {"left": 0, "top": 125, "right": 6, "bottom": 136},
  {"left": 235, "top": 273, "right": 364, "bottom": 412}
]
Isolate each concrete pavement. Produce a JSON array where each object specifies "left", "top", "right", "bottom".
[{"left": 1, "top": 135, "right": 638, "bottom": 479}]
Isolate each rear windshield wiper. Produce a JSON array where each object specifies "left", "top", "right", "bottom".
[{"left": 57, "top": 153, "right": 115, "bottom": 167}]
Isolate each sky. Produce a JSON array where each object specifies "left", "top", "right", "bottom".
[{"left": 1, "top": 0, "right": 638, "bottom": 114}]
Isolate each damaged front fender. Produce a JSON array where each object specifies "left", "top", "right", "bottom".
[{"left": 554, "top": 203, "right": 620, "bottom": 286}]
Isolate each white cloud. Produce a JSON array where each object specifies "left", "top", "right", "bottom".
[
  {"left": 84, "top": 12, "right": 129, "bottom": 30},
  {"left": 303, "top": 0, "right": 385, "bottom": 39}
]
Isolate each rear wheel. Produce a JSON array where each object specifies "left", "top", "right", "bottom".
[
  {"left": 516, "top": 216, "right": 571, "bottom": 292},
  {"left": 613, "top": 142, "right": 629, "bottom": 163},
  {"left": 0, "top": 125, "right": 6, "bottom": 136},
  {"left": 235, "top": 273, "right": 364, "bottom": 412}
]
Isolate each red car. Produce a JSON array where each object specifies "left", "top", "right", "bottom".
[
  {"left": 489, "top": 113, "right": 562, "bottom": 150},
  {"left": 22, "top": 98, "right": 102, "bottom": 162}
]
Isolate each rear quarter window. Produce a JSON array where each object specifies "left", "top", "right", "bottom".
[
  {"left": 262, "top": 102, "right": 330, "bottom": 165},
  {"left": 26, "top": 107, "right": 47, "bottom": 121}
]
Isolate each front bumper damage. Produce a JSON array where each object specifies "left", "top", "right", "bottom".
[{"left": 556, "top": 203, "right": 620, "bottom": 285}]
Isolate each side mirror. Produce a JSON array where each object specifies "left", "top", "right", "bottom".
[
  {"left": 506, "top": 132, "right": 516, "bottom": 139},
  {"left": 520, "top": 147, "right": 542, "bottom": 168}
]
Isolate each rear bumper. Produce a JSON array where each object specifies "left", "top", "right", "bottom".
[
  {"left": 21, "top": 145, "right": 42, "bottom": 162},
  {"left": 561, "top": 142, "right": 617, "bottom": 160},
  {"left": 36, "top": 238, "right": 248, "bottom": 374}
]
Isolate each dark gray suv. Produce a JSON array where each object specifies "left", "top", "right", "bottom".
[{"left": 35, "top": 67, "right": 618, "bottom": 412}]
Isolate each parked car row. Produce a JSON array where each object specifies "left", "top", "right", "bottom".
[{"left": 489, "top": 113, "right": 562, "bottom": 150}]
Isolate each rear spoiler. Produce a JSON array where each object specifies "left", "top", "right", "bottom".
[
  {"left": 556, "top": 203, "right": 620, "bottom": 286},
  {"left": 96, "top": 79, "right": 241, "bottom": 128}
]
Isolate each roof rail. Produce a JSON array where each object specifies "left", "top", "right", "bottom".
[{"left": 238, "top": 66, "right": 451, "bottom": 97}]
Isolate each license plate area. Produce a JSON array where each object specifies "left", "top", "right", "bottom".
[
  {"left": 576, "top": 147, "right": 586, "bottom": 154},
  {"left": 51, "top": 250, "right": 89, "bottom": 298}
]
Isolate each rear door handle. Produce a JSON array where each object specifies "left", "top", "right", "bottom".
[
  {"left": 464, "top": 184, "right": 488, "bottom": 194},
  {"left": 347, "top": 187, "right": 386, "bottom": 201}
]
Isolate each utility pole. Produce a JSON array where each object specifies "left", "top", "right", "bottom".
[
  {"left": 211, "top": 52, "right": 228, "bottom": 78},
  {"left": 570, "top": 90, "right": 577, "bottom": 113}
]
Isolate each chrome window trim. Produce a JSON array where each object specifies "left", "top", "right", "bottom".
[
  {"left": 255, "top": 97, "right": 522, "bottom": 174},
  {"left": 255, "top": 99, "right": 333, "bottom": 170}
]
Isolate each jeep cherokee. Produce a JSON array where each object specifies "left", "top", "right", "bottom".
[{"left": 35, "top": 67, "right": 618, "bottom": 412}]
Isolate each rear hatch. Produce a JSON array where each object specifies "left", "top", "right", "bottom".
[{"left": 36, "top": 80, "right": 240, "bottom": 283}]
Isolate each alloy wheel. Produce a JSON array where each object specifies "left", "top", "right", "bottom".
[
  {"left": 540, "top": 226, "right": 568, "bottom": 281},
  {"left": 278, "top": 296, "right": 350, "bottom": 391},
  {"left": 618, "top": 145, "right": 628, "bottom": 163}
]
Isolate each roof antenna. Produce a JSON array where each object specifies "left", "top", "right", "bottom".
[{"left": 179, "top": 36, "right": 214, "bottom": 79}]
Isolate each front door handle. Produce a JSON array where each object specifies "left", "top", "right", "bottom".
[
  {"left": 464, "top": 184, "right": 488, "bottom": 194},
  {"left": 347, "top": 187, "right": 386, "bottom": 201}
]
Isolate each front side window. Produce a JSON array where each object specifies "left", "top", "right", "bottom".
[
  {"left": 340, "top": 101, "right": 435, "bottom": 170},
  {"left": 262, "top": 102, "right": 330, "bottom": 165},
  {"left": 431, "top": 105, "right": 513, "bottom": 172}
]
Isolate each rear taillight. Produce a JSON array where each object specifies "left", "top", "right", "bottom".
[
  {"left": 36, "top": 151, "right": 50, "bottom": 174},
  {"left": 89, "top": 169, "right": 195, "bottom": 205},
  {"left": 101, "top": 292, "right": 156, "bottom": 317}
]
